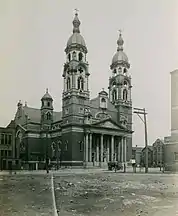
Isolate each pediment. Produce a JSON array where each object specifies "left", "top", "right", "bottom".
[{"left": 93, "top": 119, "right": 123, "bottom": 130}]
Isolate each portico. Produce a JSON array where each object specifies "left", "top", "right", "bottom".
[{"left": 83, "top": 119, "right": 131, "bottom": 167}]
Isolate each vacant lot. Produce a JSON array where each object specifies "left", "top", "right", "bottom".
[
  {"left": 54, "top": 171, "right": 178, "bottom": 216},
  {"left": 0, "top": 170, "right": 178, "bottom": 216},
  {"left": 0, "top": 174, "right": 53, "bottom": 216}
]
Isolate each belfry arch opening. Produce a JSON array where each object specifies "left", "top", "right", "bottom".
[
  {"left": 112, "top": 89, "right": 117, "bottom": 101},
  {"left": 77, "top": 77, "right": 84, "bottom": 90},
  {"left": 68, "top": 53, "right": 71, "bottom": 61},
  {"left": 78, "top": 52, "right": 83, "bottom": 61},
  {"left": 67, "top": 77, "right": 71, "bottom": 90},
  {"left": 123, "top": 89, "right": 128, "bottom": 101}
]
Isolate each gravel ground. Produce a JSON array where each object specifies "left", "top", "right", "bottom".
[
  {"left": 0, "top": 175, "right": 53, "bottom": 216},
  {"left": 54, "top": 172, "right": 178, "bottom": 216},
  {"left": 0, "top": 170, "right": 178, "bottom": 216}
]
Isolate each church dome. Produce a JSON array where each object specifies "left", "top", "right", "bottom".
[
  {"left": 112, "top": 51, "right": 128, "bottom": 64},
  {"left": 111, "top": 32, "right": 129, "bottom": 66},
  {"left": 67, "top": 33, "right": 86, "bottom": 47},
  {"left": 65, "top": 11, "right": 87, "bottom": 53},
  {"left": 42, "top": 89, "right": 53, "bottom": 100}
]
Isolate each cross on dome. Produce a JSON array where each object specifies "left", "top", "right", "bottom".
[{"left": 75, "top": 8, "right": 79, "bottom": 14}]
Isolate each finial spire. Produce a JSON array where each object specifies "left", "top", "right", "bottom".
[
  {"left": 73, "top": 9, "right": 80, "bottom": 33},
  {"left": 117, "top": 29, "right": 124, "bottom": 51},
  {"left": 75, "top": 8, "right": 79, "bottom": 15},
  {"left": 46, "top": 88, "right": 48, "bottom": 93}
]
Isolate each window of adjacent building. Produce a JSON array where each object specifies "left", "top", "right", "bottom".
[
  {"left": 8, "top": 151, "right": 12, "bottom": 157},
  {"left": 5, "top": 150, "right": 7, "bottom": 157},
  {"left": 1, "top": 150, "right": 4, "bottom": 157},
  {"left": 8, "top": 135, "right": 12, "bottom": 145},
  {"left": 1, "top": 134, "right": 4, "bottom": 145},
  {"left": 174, "top": 152, "right": 178, "bottom": 161}
]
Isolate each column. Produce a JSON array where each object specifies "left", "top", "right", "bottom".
[
  {"left": 111, "top": 135, "right": 114, "bottom": 162},
  {"left": 64, "top": 78, "right": 66, "bottom": 91},
  {"left": 85, "top": 133, "right": 88, "bottom": 162},
  {"left": 89, "top": 133, "right": 92, "bottom": 162},
  {"left": 124, "top": 137, "right": 127, "bottom": 163},
  {"left": 107, "top": 137, "right": 110, "bottom": 162},
  {"left": 100, "top": 134, "right": 103, "bottom": 163},
  {"left": 96, "top": 137, "right": 99, "bottom": 162},
  {"left": 118, "top": 137, "right": 121, "bottom": 162},
  {"left": 121, "top": 137, "right": 124, "bottom": 163}
]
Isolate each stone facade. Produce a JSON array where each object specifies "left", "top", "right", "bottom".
[
  {"left": 4, "top": 12, "right": 133, "bottom": 170},
  {"left": 164, "top": 69, "right": 178, "bottom": 171}
]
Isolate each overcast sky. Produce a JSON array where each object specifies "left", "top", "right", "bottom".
[{"left": 0, "top": 0, "right": 177, "bottom": 146}]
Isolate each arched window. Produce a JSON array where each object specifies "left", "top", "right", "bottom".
[
  {"left": 113, "top": 69, "right": 117, "bottom": 74},
  {"left": 68, "top": 53, "right": 71, "bottom": 61},
  {"left": 72, "top": 51, "right": 76, "bottom": 60},
  {"left": 77, "top": 77, "right": 84, "bottom": 90},
  {"left": 123, "top": 80, "right": 127, "bottom": 87},
  {"left": 123, "top": 89, "right": 128, "bottom": 101},
  {"left": 101, "top": 98, "right": 106, "bottom": 103},
  {"left": 67, "top": 77, "right": 71, "bottom": 90},
  {"left": 112, "top": 89, "right": 117, "bottom": 101},
  {"left": 112, "top": 81, "right": 116, "bottom": 86},
  {"left": 101, "top": 98, "right": 107, "bottom": 109},
  {"left": 78, "top": 52, "right": 83, "bottom": 61},
  {"left": 123, "top": 68, "right": 127, "bottom": 74},
  {"left": 47, "top": 102, "right": 50, "bottom": 107},
  {"left": 46, "top": 112, "right": 51, "bottom": 120}
]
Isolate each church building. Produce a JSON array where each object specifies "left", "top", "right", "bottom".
[{"left": 13, "top": 11, "right": 133, "bottom": 169}]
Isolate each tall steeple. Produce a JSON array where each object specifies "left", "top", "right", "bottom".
[
  {"left": 108, "top": 31, "right": 132, "bottom": 130},
  {"left": 62, "top": 10, "right": 90, "bottom": 125}
]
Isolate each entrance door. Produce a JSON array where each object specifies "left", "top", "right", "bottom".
[
  {"left": 2, "top": 160, "right": 6, "bottom": 170},
  {"left": 8, "top": 161, "right": 12, "bottom": 170}
]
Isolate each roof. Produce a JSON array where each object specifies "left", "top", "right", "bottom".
[
  {"left": 112, "top": 50, "right": 128, "bottom": 64},
  {"left": 23, "top": 106, "right": 62, "bottom": 123},
  {"left": 132, "top": 146, "right": 143, "bottom": 151},
  {"left": 67, "top": 33, "right": 86, "bottom": 48},
  {"left": 41, "top": 89, "right": 53, "bottom": 100}
]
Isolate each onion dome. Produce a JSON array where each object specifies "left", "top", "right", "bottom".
[
  {"left": 111, "top": 31, "right": 130, "bottom": 69},
  {"left": 65, "top": 10, "right": 87, "bottom": 53},
  {"left": 41, "top": 88, "right": 53, "bottom": 101}
]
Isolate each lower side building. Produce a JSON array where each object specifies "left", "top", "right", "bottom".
[{"left": 164, "top": 135, "right": 178, "bottom": 171}]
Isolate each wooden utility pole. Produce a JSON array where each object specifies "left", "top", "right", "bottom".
[{"left": 134, "top": 108, "right": 148, "bottom": 173}]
